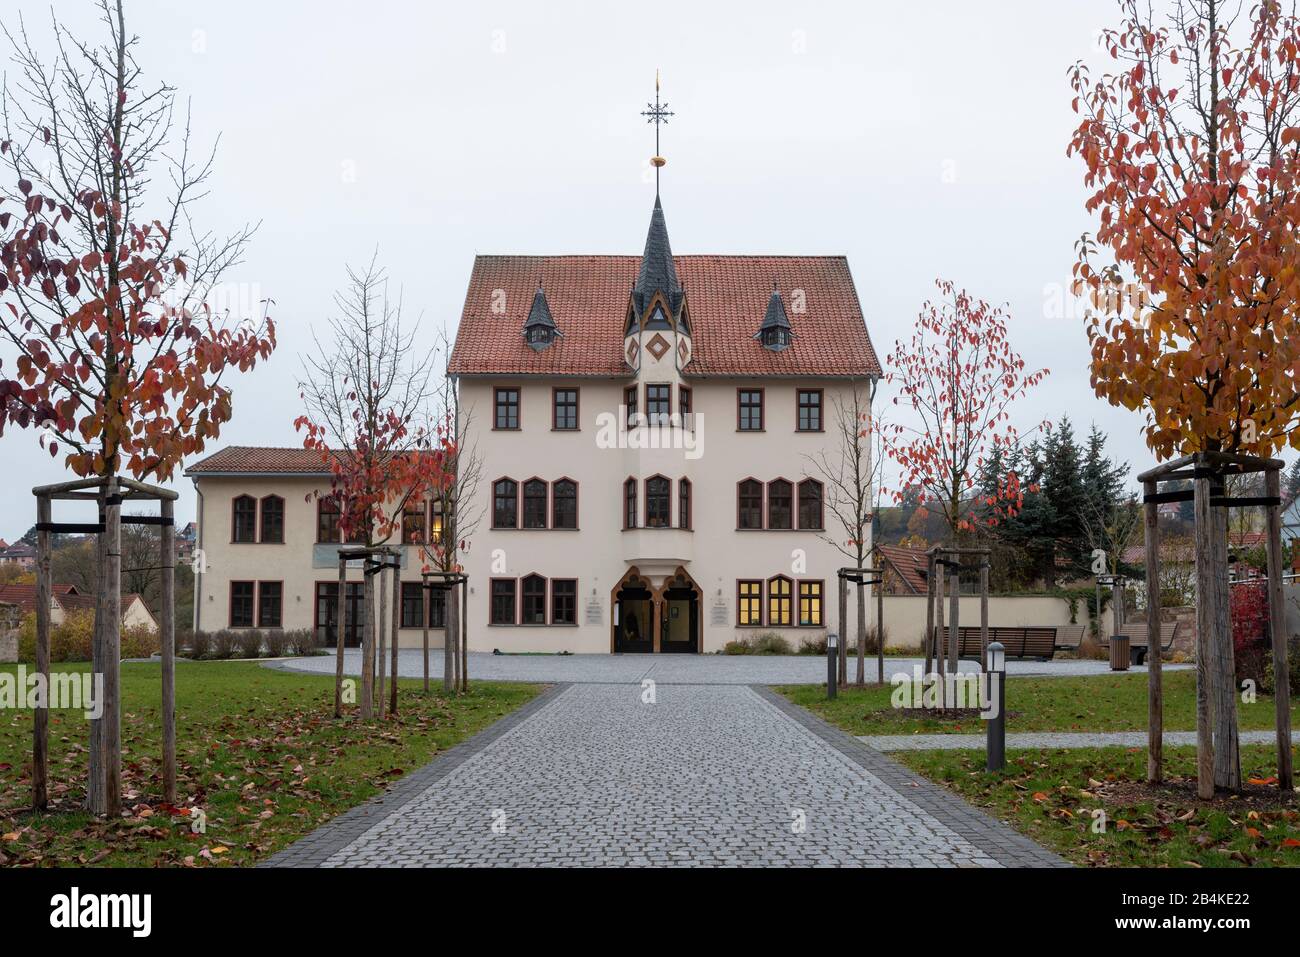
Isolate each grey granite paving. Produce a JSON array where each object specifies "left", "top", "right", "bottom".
[
  {"left": 266, "top": 682, "right": 1067, "bottom": 868},
  {"left": 861, "top": 729, "right": 1283, "bottom": 751},
  {"left": 269, "top": 649, "right": 1189, "bottom": 685}
]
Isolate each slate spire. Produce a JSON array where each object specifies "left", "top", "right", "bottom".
[
  {"left": 632, "top": 195, "right": 683, "bottom": 319},
  {"left": 522, "top": 282, "right": 560, "bottom": 351},
  {"left": 756, "top": 281, "right": 794, "bottom": 351}
]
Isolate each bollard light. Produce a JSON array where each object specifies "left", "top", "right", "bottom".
[
  {"left": 826, "top": 632, "right": 839, "bottom": 700},
  {"left": 986, "top": 640, "right": 1006, "bottom": 772}
]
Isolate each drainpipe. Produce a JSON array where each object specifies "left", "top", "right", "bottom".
[{"left": 191, "top": 477, "right": 203, "bottom": 634}]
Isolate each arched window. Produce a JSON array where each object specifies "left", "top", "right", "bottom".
[
  {"left": 232, "top": 495, "right": 257, "bottom": 543},
  {"left": 767, "top": 479, "right": 793, "bottom": 530},
  {"left": 523, "top": 479, "right": 549, "bottom": 529},
  {"left": 679, "top": 478, "right": 692, "bottom": 530},
  {"left": 798, "top": 479, "right": 824, "bottom": 531},
  {"left": 768, "top": 575, "right": 793, "bottom": 626},
  {"left": 624, "top": 478, "right": 638, "bottom": 530},
  {"left": 521, "top": 574, "right": 547, "bottom": 624},
  {"left": 552, "top": 479, "right": 578, "bottom": 529},
  {"left": 738, "top": 479, "right": 763, "bottom": 529},
  {"left": 260, "top": 495, "right": 285, "bottom": 543},
  {"left": 493, "top": 479, "right": 519, "bottom": 529},
  {"left": 645, "top": 475, "right": 671, "bottom": 528}
]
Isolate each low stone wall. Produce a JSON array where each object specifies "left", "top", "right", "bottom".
[
  {"left": 879, "top": 594, "right": 1112, "bottom": 650},
  {"left": 0, "top": 602, "right": 17, "bottom": 663}
]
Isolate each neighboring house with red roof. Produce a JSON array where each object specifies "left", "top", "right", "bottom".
[
  {"left": 872, "top": 544, "right": 931, "bottom": 595},
  {"left": 0, "top": 542, "right": 36, "bottom": 569},
  {"left": 184, "top": 180, "right": 881, "bottom": 654},
  {"left": 0, "top": 582, "right": 157, "bottom": 632}
]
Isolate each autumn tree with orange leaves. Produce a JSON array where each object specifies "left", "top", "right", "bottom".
[
  {"left": 1070, "top": 0, "right": 1300, "bottom": 792},
  {"left": 296, "top": 256, "right": 450, "bottom": 720},
  {"left": 883, "top": 280, "right": 1048, "bottom": 546}
]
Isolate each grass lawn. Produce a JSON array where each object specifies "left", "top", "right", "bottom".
[
  {"left": 897, "top": 745, "right": 1300, "bottom": 867},
  {"left": 778, "top": 670, "right": 1293, "bottom": 736},
  {"left": 0, "top": 661, "right": 541, "bottom": 867}
]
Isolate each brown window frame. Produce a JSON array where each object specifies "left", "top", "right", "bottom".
[
  {"left": 737, "top": 388, "right": 764, "bottom": 432},
  {"left": 401, "top": 500, "right": 427, "bottom": 545},
  {"left": 493, "top": 387, "right": 521, "bottom": 430},
  {"left": 316, "top": 496, "right": 341, "bottom": 543},
  {"left": 796, "top": 388, "right": 824, "bottom": 432},
  {"left": 678, "top": 384, "right": 692, "bottom": 426},
  {"left": 767, "top": 575, "right": 793, "bottom": 626},
  {"left": 623, "top": 477, "right": 638, "bottom": 530},
  {"left": 259, "top": 495, "right": 285, "bottom": 544},
  {"left": 550, "top": 577, "right": 578, "bottom": 625},
  {"left": 644, "top": 474, "right": 671, "bottom": 529},
  {"left": 232, "top": 495, "right": 257, "bottom": 544},
  {"left": 400, "top": 581, "right": 425, "bottom": 628},
  {"left": 489, "top": 578, "right": 517, "bottom": 625},
  {"left": 678, "top": 477, "right": 692, "bottom": 530},
  {"left": 798, "top": 580, "right": 824, "bottom": 627},
  {"left": 230, "top": 580, "right": 255, "bottom": 628},
  {"left": 737, "top": 580, "right": 763, "bottom": 626},
  {"left": 645, "top": 382, "right": 671, "bottom": 425},
  {"left": 552, "top": 387, "right": 580, "bottom": 431},
  {"left": 257, "top": 580, "right": 283, "bottom": 628},
  {"left": 737, "top": 478, "right": 764, "bottom": 530},
  {"left": 492, "top": 478, "right": 519, "bottom": 529},
  {"left": 520, "top": 574, "right": 547, "bottom": 625},
  {"left": 624, "top": 386, "right": 639, "bottom": 429},
  {"left": 767, "top": 478, "right": 793, "bottom": 530},
  {"left": 552, "top": 478, "right": 578, "bottom": 529},
  {"left": 522, "top": 477, "right": 549, "bottom": 530},
  {"left": 798, "top": 478, "right": 824, "bottom": 531}
]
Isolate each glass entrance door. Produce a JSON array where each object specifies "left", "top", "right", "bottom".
[{"left": 614, "top": 586, "right": 654, "bottom": 653}]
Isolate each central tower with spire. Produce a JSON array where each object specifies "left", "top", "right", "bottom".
[{"left": 626, "top": 72, "right": 691, "bottom": 371}]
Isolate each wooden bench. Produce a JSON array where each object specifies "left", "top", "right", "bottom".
[
  {"left": 1101, "top": 621, "right": 1179, "bottom": 666},
  {"left": 1054, "top": 624, "right": 1086, "bottom": 652},
  {"left": 951, "top": 626, "right": 1058, "bottom": 661}
]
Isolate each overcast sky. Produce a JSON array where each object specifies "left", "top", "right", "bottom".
[{"left": 0, "top": 0, "right": 1180, "bottom": 541}]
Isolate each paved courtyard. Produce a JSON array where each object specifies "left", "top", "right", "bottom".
[
  {"left": 267, "top": 683, "right": 1066, "bottom": 868},
  {"left": 272, "top": 648, "right": 1186, "bottom": 685}
]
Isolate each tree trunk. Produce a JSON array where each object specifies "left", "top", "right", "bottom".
[
  {"left": 376, "top": 563, "right": 387, "bottom": 715},
  {"left": 32, "top": 496, "right": 51, "bottom": 811},
  {"left": 1264, "top": 470, "right": 1294, "bottom": 790},
  {"left": 334, "top": 558, "right": 346, "bottom": 718},
  {"left": 422, "top": 582, "right": 430, "bottom": 695},
  {"left": 390, "top": 562, "right": 400, "bottom": 716},
  {"left": 855, "top": 576, "right": 866, "bottom": 686},
  {"left": 360, "top": 567, "right": 375, "bottom": 719},
  {"left": 443, "top": 584, "right": 455, "bottom": 693},
  {"left": 1209, "top": 487, "right": 1240, "bottom": 791},
  {"left": 1143, "top": 479, "right": 1163, "bottom": 784},
  {"left": 88, "top": 482, "right": 122, "bottom": 817},
  {"left": 161, "top": 498, "right": 176, "bottom": 806},
  {"left": 1192, "top": 476, "right": 1217, "bottom": 797}
]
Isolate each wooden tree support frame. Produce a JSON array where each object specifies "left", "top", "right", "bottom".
[
  {"left": 924, "top": 545, "right": 991, "bottom": 709},
  {"left": 422, "top": 571, "right": 468, "bottom": 694},
  {"left": 31, "top": 476, "right": 178, "bottom": 817},
  {"left": 1137, "top": 451, "right": 1293, "bottom": 795},
  {"left": 837, "top": 566, "right": 886, "bottom": 685},
  {"left": 335, "top": 545, "right": 401, "bottom": 721}
]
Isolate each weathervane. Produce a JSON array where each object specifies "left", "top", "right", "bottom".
[{"left": 641, "top": 69, "right": 674, "bottom": 195}]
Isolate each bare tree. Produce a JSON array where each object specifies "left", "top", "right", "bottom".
[
  {"left": 296, "top": 255, "right": 444, "bottom": 719},
  {"left": 806, "top": 379, "right": 884, "bottom": 685}
]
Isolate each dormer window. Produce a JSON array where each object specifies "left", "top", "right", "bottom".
[
  {"left": 755, "top": 282, "right": 795, "bottom": 352},
  {"left": 522, "top": 283, "right": 561, "bottom": 352},
  {"left": 760, "top": 326, "right": 791, "bottom": 349}
]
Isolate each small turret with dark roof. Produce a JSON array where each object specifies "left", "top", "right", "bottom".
[
  {"left": 522, "top": 282, "right": 561, "bottom": 351},
  {"left": 755, "top": 282, "right": 794, "bottom": 351},
  {"left": 631, "top": 196, "right": 684, "bottom": 328}
]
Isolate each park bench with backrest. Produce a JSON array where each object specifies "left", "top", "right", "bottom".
[
  {"left": 1099, "top": 621, "right": 1179, "bottom": 666},
  {"left": 1053, "top": 624, "right": 1086, "bottom": 653},
  {"left": 952, "top": 625, "right": 1058, "bottom": 661}
]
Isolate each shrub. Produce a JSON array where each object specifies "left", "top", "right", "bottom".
[
  {"left": 747, "top": 632, "right": 793, "bottom": 655},
  {"left": 186, "top": 630, "right": 212, "bottom": 659},
  {"left": 722, "top": 639, "right": 750, "bottom": 655},
  {"left": 234, "top": 629, "right": 263, "bottom": 659},
  {"left": 1231, "top": 582, "right": 1270, "bottom": 687},
  {"left": 210, "top": 629, "right": 239, "bottom": 659},
  {"left": 798, "top": 635, "right": 828, "bottom": 656},
  {"left": 17, "top": 609, "right": 159, "bottom": 662},
  {"left": 285, "top": 629, "right": 317, "bottom": 655},
  {"left": 262, "top": 629, "right": 292, "bottom": 658}
]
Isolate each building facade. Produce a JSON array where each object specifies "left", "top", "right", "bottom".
[{"left": 185, "top": 193, "right": 880, "bottom": 654}]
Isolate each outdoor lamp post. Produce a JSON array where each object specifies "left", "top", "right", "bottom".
[
  {"left": 986, "top": 640, "right": 1006, "bottom": 771},
  {"left": 827, "top": 632, "right": 839, "bottom": 700}
]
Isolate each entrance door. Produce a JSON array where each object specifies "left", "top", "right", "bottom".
[
  {"left": 614, "top": 584, "right": 654, "bottom": 653},
  {"left": 660, "top": 585, "right": 699, "bottom": 653}
]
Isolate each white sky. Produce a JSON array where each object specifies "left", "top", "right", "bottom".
[{"left": 0, "top": 0, "right": 1169, "bottom": 541}]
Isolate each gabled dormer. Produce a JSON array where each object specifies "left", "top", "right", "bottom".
[
  {"left": 523, "top": 283, "right": 561, "bottom": 351},
  {"left": 755, "top": 282, "right": 794, "bottom": 351}
]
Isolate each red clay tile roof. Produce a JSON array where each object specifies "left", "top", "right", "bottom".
[
  {"left": 0, "top": 583, "right": 143, "bottom": 616},
  {"left": 185, "top": 447, "right": 334, "bottom": 476},
  {"left": 448, "top": 255, "right": 880, "bottom": 378},
  {"left": 874, "top": 543, "right": 930, "bottom": 594}
]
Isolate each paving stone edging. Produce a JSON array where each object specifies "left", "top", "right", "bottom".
[
  {"left": 751, "top": 685, "right": 1072, "bottom": 868},
  {"left": 260, "top": 682, "right": 570, "bottom": 868}
]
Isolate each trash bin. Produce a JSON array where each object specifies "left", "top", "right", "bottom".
[{"left": 1110, "top": 634, "right": 1130, "bottom": 671}]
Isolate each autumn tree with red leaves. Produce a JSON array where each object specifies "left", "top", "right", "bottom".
[
  {"left": 296, "top": 256, "right": 450, "bottom": 720},
  {"left": 882, "top": 280, "right": 1048, "bottom": 545},
  {"left": 1069, "top": 0, "right": 1300, "bottom": 791}
]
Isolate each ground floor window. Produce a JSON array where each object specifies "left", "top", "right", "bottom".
[
  {"left": 491, "top": 579, "right": 516, "bottom": 625},
  {"left": 230, "top": 581, "right": 254, "bottom": 627},
  {"left": 315, "top": 582, "right": 364, "bottom": 646},
  {"left": 738, "top": 580, "right": 762, "bottom": 626},
  {"left": 401, "top": 582, "right": 423, "bottom": 628},
  {"left": 257, "top": 581, "right": 282, "bottom": 628},
  {"left": 798, "top": 580, "right": 823, "bottom": 626},
  {"left": 521, "top": 574, "right": 546, "bottom": 624},
  {"left": 551, "top": 578, "right": 577, "bottom": 624},
  {"left": 767, "top": 576, "right": 793, "bottom": 626}
]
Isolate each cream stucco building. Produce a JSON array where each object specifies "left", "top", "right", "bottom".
[{"left": 185, "top": 192, "right": 881, "bottom": 654}]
